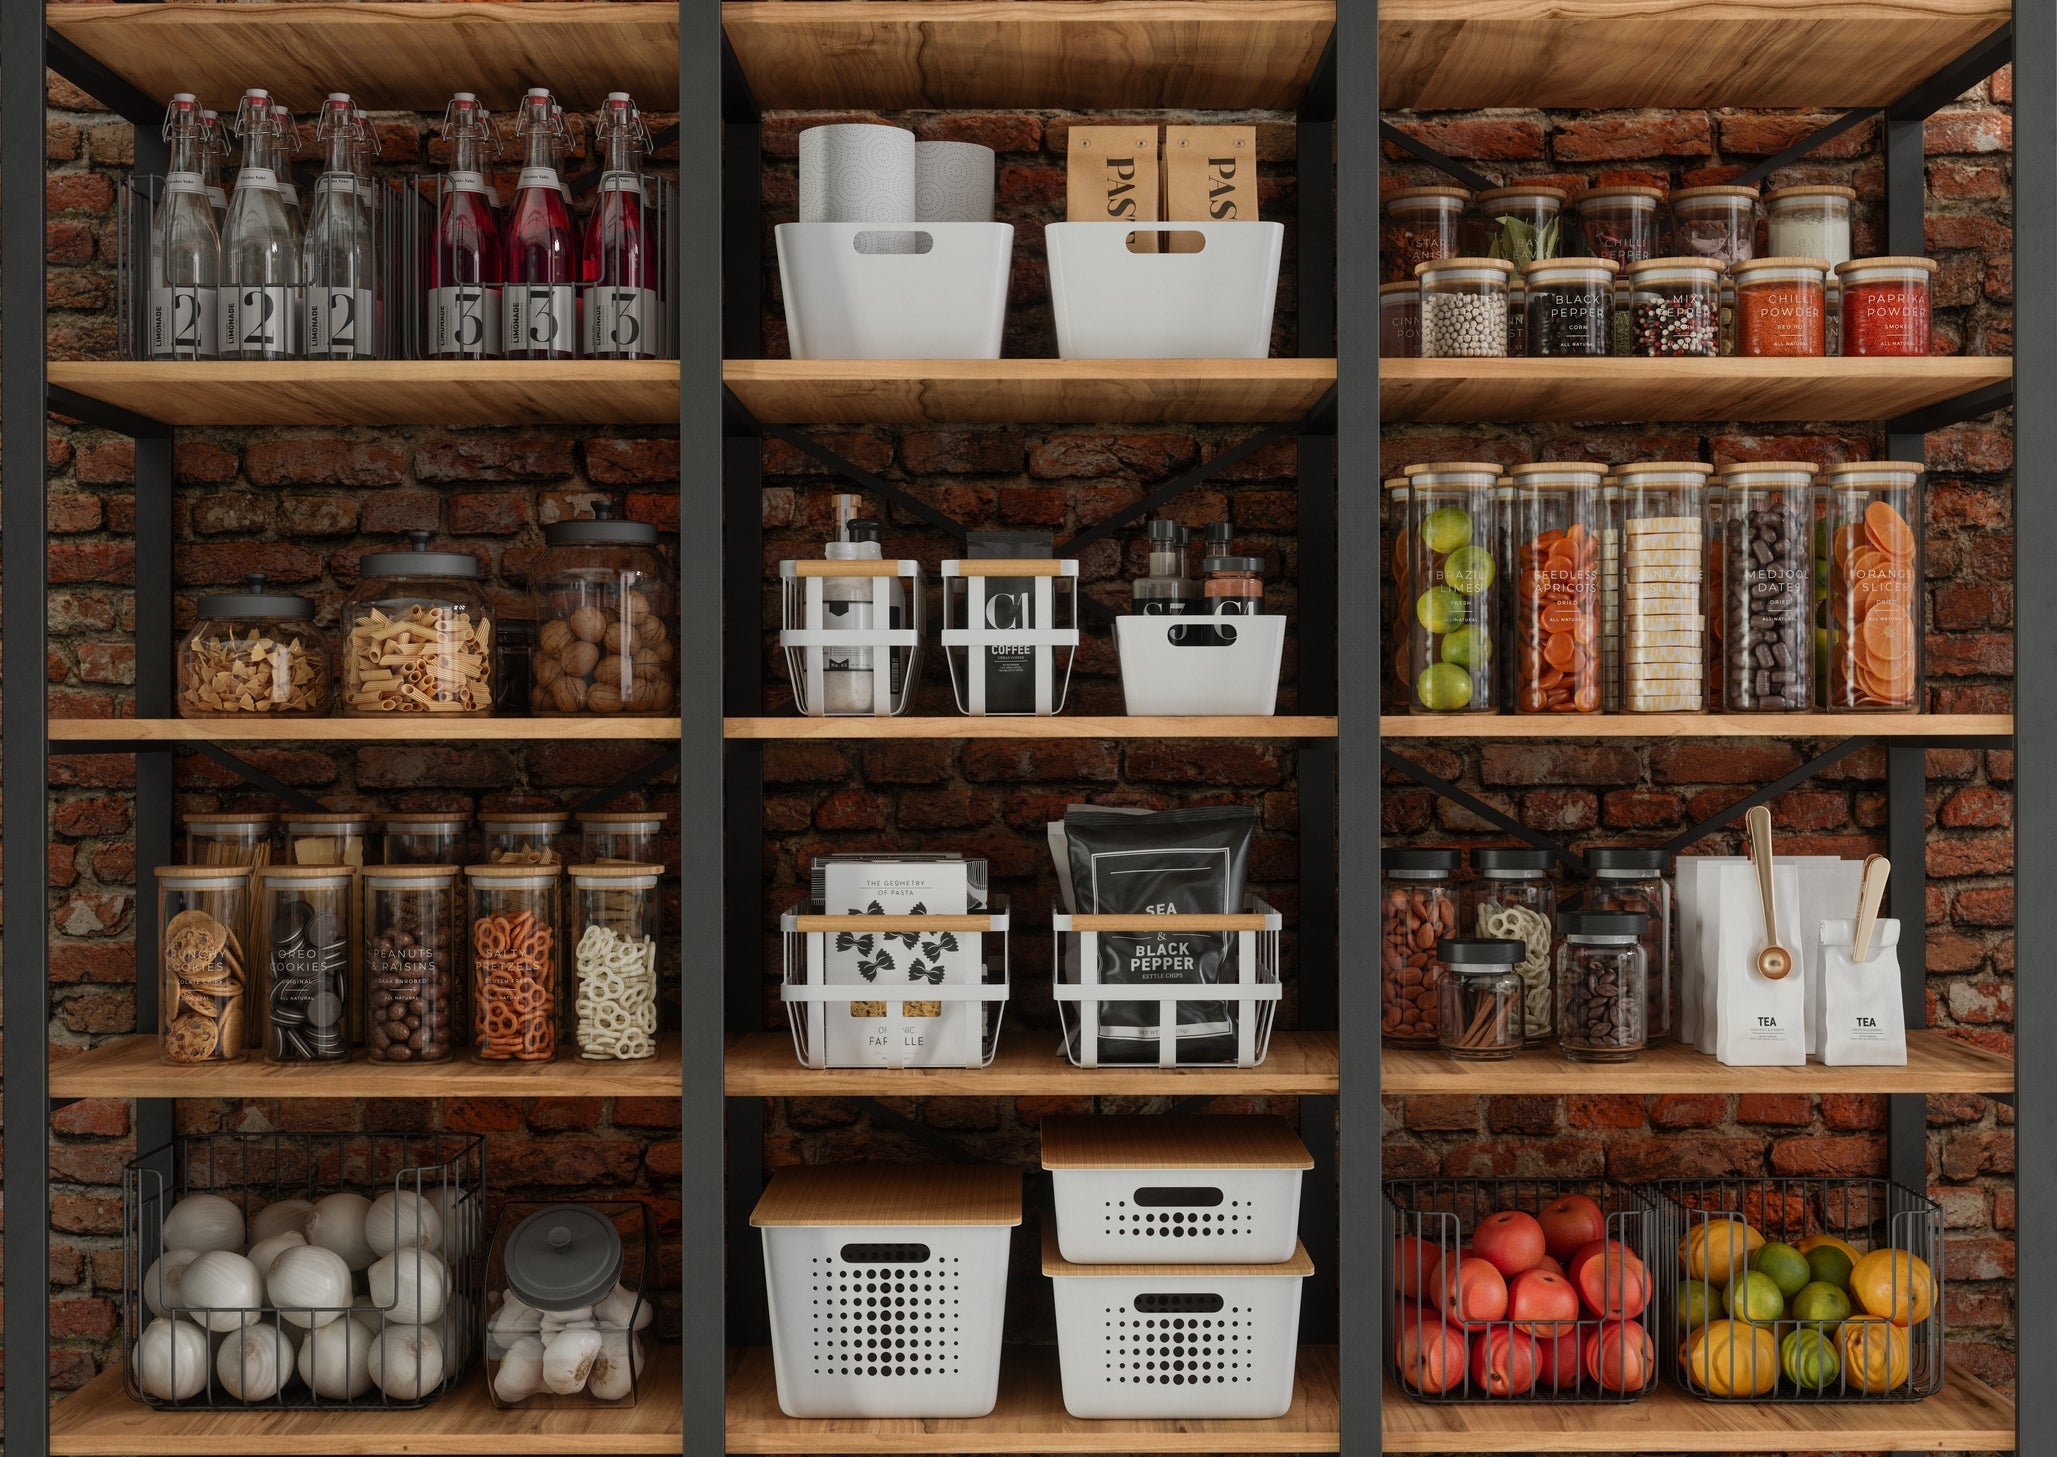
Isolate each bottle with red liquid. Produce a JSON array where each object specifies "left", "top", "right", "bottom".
[
  {"left": 502, "top": 87, "right": 577, "bottom": 360},
  {"left": 581, "top": 92, "right": 658, "bottom": 360},
  {"left": 428, "top": 92, "right": 503, "bottom": 360}
]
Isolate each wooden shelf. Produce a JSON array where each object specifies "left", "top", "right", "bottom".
[
  {"left": 50, "top": 1033, "right": 684, "bottom": 1101},
  {"left": 726, "top": 1344, "right": 1339, "bottom": 1453},
  {"left": 44, "top": 3, "right": 680, "bottom": 113},
  {"left": 1380, "top": 357, "right": 2013, "bottom": 424},
  {"left": 1382, "top": 713, "right": 2012, "bottom": 739},
  {"left": 1381, "top": 1362, "right": 2014, "bottom": 1451},
  {"left": 49, "top": 718, "right": 684, "bottom": 743},
  {"left": 725, "top": 1031, "right": 1337, "bottom": 1097},
  {"left": 722, "top": 1, "right": 1335, "bottom": 110},
  {"left": 725, "top": 715, "right": 1337, "bottom": 740},
  {"left": 50, "top": 1351, "right": 682, "bottom": 1455},
  {"left": 1381, "top": 1030, "right": 2013, "bottom": 1096},
  {"left": 47, "top": 362, "right": 678, "bottom": 428},
  {"left": 1380, "top": 0, "right": 2011, "bottom": 110},
  {"left": 724, "top": 360, "right": 1336, "bottom": 425}
]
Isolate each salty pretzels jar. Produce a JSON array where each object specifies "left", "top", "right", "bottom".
[
  {"left": 182, "top": 810, "right": 275, "bottom": 868},
  {"left": 382, "top": 811, "right": 471, "bottom": 866},
  {"left": 256, "top": 865, "right": 353, "bottom": 1063},
  {"left": 157, "top": 865, "right": 253, "bottom": 1066},
  {"left": 177, "top": 574, "right": 332, "bottom": 718},
  {"left": 468, "top": 864, "right": 562, "bottom": 1062},
  {"left": 480, "top": 809, "right": 569, "bottom": 865},
  {"left": 576, "top": 810, "right": 667, "bottom": 866},
  {"left": 569, "top": 864, "right": 662, "bottom": 1062},
  {"left": 364, "top": 864, "right": 460, "bottom": 1064},
  {"left": 341, "top": 531, "right": 495, "bottom": 717}
]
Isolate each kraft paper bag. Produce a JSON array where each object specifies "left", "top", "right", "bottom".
[
  {"left": 1795, "top": 856, "right": 1865, "bottom": 1057},
  {"left": 1818, "top": 917, "right": 1908, "bottom": 1066},
  {"left": 1711, "top": 860, "right": 1806, "bottom": 1066}
]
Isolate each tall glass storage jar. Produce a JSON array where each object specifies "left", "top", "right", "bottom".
[
  {"left": 256, "top": 865, "right": 352, "bottom": 1063},
  {"left": 1469, "top": 184, "right": 1567, "bottom": 264},
  {"left": 1574, "top": 185, "right": 1663, "bottom": 264},
  {"left": 1598, "top": 479, "right": 1622, "bottom": 710},
  {"left": 1616, "top": 462, "right": 1712, "bottom": 713},
  {"left": 178, "top": 574, "right": 332, "bottom": 718},
  {"left": 1507, "top": 463, "right": 1602, "bottom": 714},
  {"left": 1733, "top": 257, "right": 1829, "bottom": 356},
  {"left": 484, "top": 1201, "right": 657, "bottom": 1410},
  {"left": 1382, "top": 848, "right": 1459, "bottom": 1048},
  {"left": 1466, "top": 848, "right": 1558, "bottom": 1045},
  {"left": 1704, "top": 481, "right": 1730, "bottom": 711},
  {"left": 364, "top": 863, "right": 460, "bottom": 1064},
  {"left": 577, "top": 810, "right": 668, "bottom": 866},
  {"left": 1382, "top": 185, "right": 1469, "bottom": 282},
  {"left": 1404, "top": 463, "right": 1502, "bottom": 713},
  {"left": 1626, "top": 258, "right": 1721, "bottom": 356},
  {"left": 529, "top": 504, "right": 675, "bottom": 716},
  {"left": 382, "top": 811, "right": 470, "bottom": 866},
  {"left": 480, "top": 809, "right": 569, "bottom": 865},
  {"left": 1384, "top": 476, "right": 1412, "bottom": 712},
  {"left": 1667, "top": 185, "right": 1758, "bottom": 267},
  {"left": 1765, "top": 184, "right": 1854, "bottom": 266},
  {"left": 158, "top": 865, "right": 252, "bottom": 1065},
  {"left": 1417, "top": 258, "right": 1512, "bottom": 357},
  {"left": 1718, "top": 461, "right": 1819, "bottom": 711},
  {"left": 1521, "top": 259, "right": 1617, "bottom": 356},
  {"left": 1379, "top": 282, "right": 1422, "bottom": 357},
  {"left": 1584, "top": 848, "right": 1674, "bottom": 1042},
  {"left": 468, "top": 864, "right": 563, "bottom": 1063},
  {"left": 341, "top": 531, "right": 495, "bottom": 716},
  {"left": 1557, "top": 911, "right": 1649, "bottom": 1063},
  {"left": 1821, "top": 460, "right": 1922, "bottom": 711},
  {"left": 1436, "top": 939, "right": 1527, "bottom": 1062},
  {"left": 1836, "top": 257, "right": 1938, "bottom": 356},
  {"left": 569, "top": 864, "right": 662, "bottom": 1062},
  {"left": 183, "top": 810, "right": 275, "bottom": 868}
]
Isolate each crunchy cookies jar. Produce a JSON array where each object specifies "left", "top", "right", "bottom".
[
  {"left": 528, "top": 504, "right": 675, "bottom": 715},
  {"left": 157, "top": 865, "right": 253, "bottom": 1065},
  {"left": 177, "top": 575, "right": 332, "bottom": 717},
  {"left": 341, "top": 532, "right": 495, "bottom": 717}
]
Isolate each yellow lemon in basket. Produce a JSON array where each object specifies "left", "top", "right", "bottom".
[
  {"left": 1684, "top": 1319, "right": 1779, "bottom": 1397},
  {"left": 1839, "top": 1314, "right": 1911, "bottom": 1393},
  {"left": 1681, "top": 1217, "right": 1765, "bottom": 1285},
  {"left": 1849, "top": 1249, "right": 1936, "bottom": 1326}
]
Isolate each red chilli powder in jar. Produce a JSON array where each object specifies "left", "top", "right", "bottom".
[
  {"left": 1836, "top": 257, "right": 1938, "bottom": 356},
  {"left": 1733, "top": 257, "right": 1829, "bottom": 357}
]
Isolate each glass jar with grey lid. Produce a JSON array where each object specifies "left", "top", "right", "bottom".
[
  {"left": 1437, "top": 938, "right": 1528, "bottom": 1061},
  {"left": 530, "top": 503, "right": 675, "bottom": 716},
  {"left": 178, "top": 574, "right": 332, "bottom": 718},
  {"left": 341, "top": 532, "right": 495, "bottom": 716},
  {"left": 1416, "top": 257, "right": 1513, "bottom": 357},
  {"left": 1583, "top": 847, "right": 1674, "bottom": 1042}
]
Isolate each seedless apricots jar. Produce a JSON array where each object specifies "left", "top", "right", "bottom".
[
  {"left": 1507, "top": 463, "right": 1603, "bottom": 714},
  {"left": 1404, "top": 462, "right": 1503, "bottom": 713},
  {"left": 1821, "top": 461, "right": 1922, "bottom": 711},
  {"left": 467, "top": 863, "right": 562, "bottom": 1062},
  {"left": 1835, "top": 257, "right": 1938, "bottom": 356},
  {"left": 1382, "top": 848, "right": 1460, "bottom": 1047}
]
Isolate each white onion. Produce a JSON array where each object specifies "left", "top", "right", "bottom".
[
  {"left": 296, "top": 1311, "right": 377, "bottom": 1399},
  {"left": 306, "top": 1192, "right": 376, "bottom": 1271},
  {"left": 135, "top": 1316, "right": 211, "bottom": 1400},
  {"left": 365, "top": 1190, "right": 442, "bottom": 1257},
  {"left": 366, "top": 1324, "right": 445, "bottom": 1400},
  {"left": 268, "top": 1244, "right": 354, "bottom": 1329},
  {"left": 491, "top": 1335, "right": 546, "bottom": 1403},
  {"left": 542, "top": 1326, "right": 603, "bottom": 1395},
  {"left": 161, "top": 1193, "right": 244, "bottom": 1254},
  {"left": 143, "top": 1248, "right": 201, "bottom": 1320},
  {"left": 244, "top": 1231, "right": 307, "bottom": 1279},
  {"left": 180, "top": 1250, "right": 266, "bottom": 1334},
  {"left": 427, "top": 1184, "right": 478, "bottom": 1266},
  {"left": 366, "top": 1249, "right": 449, "bottom": 1325},
  {"left": 247, "top": 1198, "right": 315, "bottom": 1245},
  {"left": 587, "top": 1330, "right": 645, "bottom": 1401},
  {"left": 216, "top": 1320, "right": 294, "bottom": 1401},
  {"left": 593, "top": 1282, "right": 653, "bottom": 1333}
]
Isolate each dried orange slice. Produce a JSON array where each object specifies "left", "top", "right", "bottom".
[
  {"left": 1862, "top": 604, "right": 1914, "bottom": 662},
  {"left": 1833, "top": 522, "right": 1868, "bottom": 568},
  {"left": 1865, "top": 501, "right": 1916, "bottom": 559}
]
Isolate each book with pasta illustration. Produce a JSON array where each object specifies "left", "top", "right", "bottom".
[{"left": 811, "top": 854, "right": 987, "bottom": 1066}]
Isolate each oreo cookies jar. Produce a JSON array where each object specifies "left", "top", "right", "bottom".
[{"left": 256, "top": 865, "right": 354, "bottom": 1062}]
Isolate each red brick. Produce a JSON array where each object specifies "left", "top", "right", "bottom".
[
  {"left": 763, "top": 743, "right": 851, "bottom": 784},
  {"left": 59, "top": 989, "right": 134, "bottom": 1034},
  {"left": 1925, "top": 632, "right": 2011, "bottom": 677},
  {"left": 493, "top": 1138, "right": 645, "bottom": 1187},
  {"left": 1567, "top": 1095, "right": 1648, "bottom": 1129},
  {"left": 915, "top": 114, "right": 1043, "bottom": 152},
  {"left": 1485, "top": 1095, "right": 1562, "bottom": 1134},
  {"left": 243, "top": 439, "right": 406, "bottom": 487},
  {"left": 176, "top": 542, "right": 320, "bottom": 586},
  {"left": 997, "top": 485, "right": 1069, "bottom": 526},
  {"left": 53, "top": 796, "right": 128, "bottom": 836},
  {"left": 1952, "top": 886, "right": 2013, "bottom": 926},
  {"left": 1769, "top": 1135, "right": 1887, "bottom": 1176},
  {"left": 47, "top": 491, "right": 103, "bottom": 534},
  {"left": 358, "top": 490, "right": 442, "bottom": 535},
  {"left": 47, "top": 172, "right": 114, "bottom": 213},
  {"left": 1651, "top": 740, "right": 1801, "bottom": 784},
  {"left": 48, "top": 1297, "right": 117, "bottom": 1340},
  {"left": 1934, "top": 582, "right": 2012, "bottom": 630},
  {"left": 415, "top": 437, "right": 576, "bottom": 483},
  {"left": 1769, "top": 790, "right": 1849, "bottom": 831},
  {"left": 1939, "top": 785, "right": 2010, "bottom": 827},
  {"left": 526, "top": 1097, "right": 604, "bottom": 1132},
  {"left": 448, "top": 492, "right": 530, "bottom": 535},
  {"left": 1606, "top": 1135, "right": 1764, "bottom": 1181},
  {"left": 50, "top": 1099, "right": 128, "bottom": 1137},
  {"left": 1385, "top": 117, "right": 1546, "bottom": 161},
  {"left": 1926, "top": 109, "right": 2011, "bottom": 154},
  {"left": 1945, "top": 978, "right": 2012, "bottom": 1023},
  {"left": 814, "top": 788, "right": 889, "bottom": 830},
  {"left": 1818, "top": 1093, "right": 1888, "bottom": 1131},
  {"left": 585, "top": 437, "right": 679, "bottom": 486},
  {"left": 1480, "top": 743, "right": 1639, "bottom": 787},
  {"left": 277, "top": 495, "right": 362, "bottom": 536},
  {"left": 442, "top": 1098, "right": 525, "bottom": 1133},
  {"left": 1943, "top": 1236, "right": 2016, "bottom": 1282},
  {"left": 73, "top": 437, "right": 133, "bottom": 484},
  {"left": 762, "top": 430, "right": 893, "bottom": 476},
  {"left": 896, "top": 785, "right": 993, "bottom": 830},
  {"left": 1444, "top": 1136, "right": 1605, "bottom": 1180},
  {"left": 612, "top": 1097, "right": 681, "bottom": 1128},
  {"left": 1126, "top": 741, "right": 1281, "bottom": 787},
  {"left": 902, "top": 430, "right": 1023, "bottom": 475},
  {"left": 1027, "top": 433, "right": 1197, "bottom": 480},
  {"left": 1651, "top": 1094, "right": 1726, "bottom": 1128},
  {"left": 960, "top": 740, "right": 1119, "bottom": 783},
  {"left": 1553, "top": 112, "right": 1712, "bottom": 161},
  {"left": 1600, "top": 790, "right": 1682, "bottom": 828},
  {"left": 860, "top": 740, "right": 953, "bottom": 785},
  {"left": 1718, "top": 109, "right": 1877, "bottom": 158},
  {"left": 354, "top": 745, "right": 521, "bottom": 790}
]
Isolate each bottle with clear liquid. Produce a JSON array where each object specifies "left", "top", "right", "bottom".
[
  {"left": 149, "top": 93, "right": 219, "bottom": 360},
  {"left": 428, "top": 92, "right": 503, "bottom": 360},
  {"left": 351, "top": 104, "right": 381, "bottom": 354},
  {"left": 272, "top": 104, "right": 308, "bottom": 355},
  {"left": 502, "top": 87, "right": 577, "bottom": 360},
  {"left": 581, "top": 92, "right": 658, "bottom": 360},
  {"left": 218, "top": 88, "right": 302, "bottom": 360},
  {"left": 303, "top": 94, "right": 376, "bottom": 358},
  {"left": 200, "top": 109, "right": 229, "bottom": 227}
]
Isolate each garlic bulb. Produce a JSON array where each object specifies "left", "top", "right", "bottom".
[
  {"left": 365, "top": 1189, "right": 442, "bottom": 1257},
  {"left": 367, "top": 1324, "right": 446, "bottom": 1400},
  {"left": 306, "top": 1192, "right": 376, "bottom": 1271},
  {"left": 542, "top": 1326, "right": 603, "bottom": 1395},
  {"left": 366, "top": 1249, "right": 449, "bottom": 1326},
  {"left": 135, "top": 1316, "right": 211, "bottom": 1401},
  {"left": 143, "top": 1248, "right": 201, "bottom": 1320},
  {"left": 296, "top": 1310, "right": 378, "bottom": 1399},
  {"left": 587, "top": 1331, "right": 646, "bottom": 1402},
  {"left": 268, "top": 1244, "right": 354, "bottom": 1329},
  {"left": 490, "top": 1336, "right": 546, "bottom": 1404},
  {"left": 245, "top": 1230, "right": 308, "bottom": 1279},
  {"left": 593, "top": 1282, "right": 653, "bottom": 1333},
  {"left": 161, "top": 1192, "right": 245, "bottom": 1254},
  {"left": 487, "top": 1291, "right": 541, "bottom": 1357},
  {"left": 180, "top": 1250, "right": 267, "bottom": 1333},
  {"left": 247, "top": 1198, "right": 315, "bottom": 1245},
  {"left": 216, "top": 1320, "right": 295, "bottom": 1401},
  {"left": 539, "top": 1304, "right": 595, "bottom": 1340}
]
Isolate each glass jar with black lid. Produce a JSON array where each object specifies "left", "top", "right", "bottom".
[
  {"left": 178, "top": 574, "right": 332, "bottom": 718},
  {"left": 1382, "top": 848, "right": 1460, "bottom": 1047},
  {"left": 1584, "top": 847, "right": 1673, "bottom": 1041},
  {"left": 1466, "top": 848, "right": 1557, "bottom": 1045},
  {"left": 529, "top": 503, "right": 675, "bottom": 716},
  {"left": 1436, "top": 938, "right": 1527, "bottom": 1061},
  {"left": 1557, "top": 910, "right": 1650, "bottom": 1063},
  {"left": 341, "top": 532, "right": 495, "bottom": 717}
]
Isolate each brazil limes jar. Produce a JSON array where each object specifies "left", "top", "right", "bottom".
[{"left": 1403, "top": 463, "right": 1503, "bottom": 714}]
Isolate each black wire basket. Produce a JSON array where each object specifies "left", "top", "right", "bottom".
[
  {"left": 123, "top": 1131, "right": 485, "bottom": 1411},
  {"left": 1654, "top": 1176, "right": 1944, "bottom": 1403},
  {"left": 1384, "top": 1176, "right": 1661, "bottom": 1404}
]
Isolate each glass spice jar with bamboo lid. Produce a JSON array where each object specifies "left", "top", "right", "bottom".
[
  {"left": 1468, "top": 184, "right": 1568, "bottom": 265},
  {"left": 183, "top": 810, "right": 276, "bottom": 868},
  {"left": 480, "top": 809, "right": 570, "bottom": 866},
  {"left": 382, "top": 811, "right": 471, "bottom": 866},
  {"left": 1380, "top": 281, "right": 1422, "bottom": 357},
  {"left": 1765, "top": 184, "right": 1856, "bottom": 266},
  {"left": 1835, "top": 256, "right": 1939, "bottom": 356},
  {"left": 1573, "top": 184, "right": 1665, "bottom": 264},
  {"left": 1382, "top": 185, "right": 1470, "bottom": 283},
  {"left": 1668, "top": 184, "right": 1760, "bottom": 268},
  {"left": 1733, "top": 257, "right": 1830, "bottom": 356},
  {"left": 577, "top": 810, "right": 669, "bottom": 867},
  {"left": 1626, "top": 258, "right": 1722, "bottom": 357},
  {"left": 1416, "top": 257, "right": 1514, "bottom": 357},
  {"left": 279, "top": 811, "right": 373, "bottom": 867}
]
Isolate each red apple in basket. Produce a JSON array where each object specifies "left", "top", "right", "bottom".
[
  {"left": 1397, "top": 1314, "right": 1469, "bottom": 1394},
  {"left": 1433, "top": 1255, "right": 1509, "bottom": 1332},
  {"left": 1538, "top": 1192, "right": 1608, "bottom": 1262},
  {"left": 1395, "top": 1235, "right": 1442, "bottom": 1299},
  {"left": 1574, "top": 1241, "right": 1651, "bottom": 1322},
  {"left": 1534, "top": 1325, "right": 1585, "bottom": 1388},
  {"left": 1469, "top": 1325, "right": 1541, "bottom": 1397},
  {"left": 1472, "top": 1210, "right": 1547, "bottom": 1278},
  {"left": 1584, "top": 1318, "right": 1655, "bottom": 1392},
  {"left": 1507, "top": 1268, "right": 1581, "bottom": 1335}
]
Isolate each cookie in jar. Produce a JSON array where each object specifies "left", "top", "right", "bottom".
[{"left": 530, "top": 504, "right": 675, "bottom": 715}]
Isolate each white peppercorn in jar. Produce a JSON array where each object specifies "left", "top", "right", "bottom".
[
  {"left": 1466, "top": 848, "right": 1558, "bottom": 1044},
  {"left": 1556, "top": 910, "right": 1649, "bottom": 1063},
  {"left": 1415, "top": 257, "right": 1513, "bottom": 357}
]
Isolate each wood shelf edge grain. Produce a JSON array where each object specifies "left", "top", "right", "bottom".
[
  {"left": 724, "top": 715, "right": 1338, "bottom": 740},
  {"left": 1380, "top": 713, "right": 2013, "bottom": 739},
  {"left": 49, "top": 718, "right": 685, "bottom": 742}
]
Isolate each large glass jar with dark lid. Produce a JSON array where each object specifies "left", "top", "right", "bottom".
[
  {"left": 529, "top": 503, "right": 675, "bottom": 716},
  {"left": 1557, "top": 910, "right": 1650, "bottom": 1063},
  {"left": 178, "top": 574, "right": 332, "bottom": 718},
  {"left": 341, "top": 532, "right": 495, "bottom": 717},
  {"left": 1382, "top": 848, "right": 1460, "bottom": 1047}
]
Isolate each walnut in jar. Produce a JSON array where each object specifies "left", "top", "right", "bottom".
[{"left": 528, "top": 505, "right": 675, "bottom": 717}]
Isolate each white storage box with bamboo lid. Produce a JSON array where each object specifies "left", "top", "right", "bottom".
[
  {"left": 752, "top": 1164, "right": 1021, "bottom": 1419},
  {"left": 1042, "top": 1114, "right": 1311, "bottom": 1265}
]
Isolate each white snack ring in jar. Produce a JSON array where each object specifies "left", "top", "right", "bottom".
[
  {"left": 574, "top": 924, "right": 657, "bottom": 1060},
  {"left": 1477, "top": 901, "right": 1553, "bottom": 1040}
]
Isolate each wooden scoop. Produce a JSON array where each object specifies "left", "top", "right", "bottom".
[
  {"left": 1744, "top": 805, "right": 1792, "bottom": 980},
  {"left": 1852, "top": 853, "right": 1892, "bottom": 962}
]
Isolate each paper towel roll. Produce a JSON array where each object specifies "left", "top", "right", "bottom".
[
  {"left": 800, "top": 123, "right": 918, "bottom": 254},
  {"left": 915, "top": 140, "right": 996, "bottom": 223}
]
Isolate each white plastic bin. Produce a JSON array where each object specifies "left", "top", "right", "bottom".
[
  {"left": 1046, "top": 221, "right": 1284, "bottom": 359},
  {"left": 1045, "top": 1221, "right": 1310, "bottom": 1419},
  {"left": 757, "top": 1165, "right": 1021, "bottom": 1419},
  {"left": 778, "top": 558, "right": 923, "bottom": 716},
  {"left": 780, "top": 904, "right": 1010, "bottom": 1070},
  {"left": 1042, "top": 1114, "right": 1310, "bottom": 1265},
  {"left": 940, "top": 559, "right": 1079, "bottom": 716},
  {"left": 776, "top": 221, "right": 1013, "bottom": 359},
  {"left": 1115, "top": 615, "right": 1285, "bottom": 715}
]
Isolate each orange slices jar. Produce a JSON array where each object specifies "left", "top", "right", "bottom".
[
  {"left": 1822, "top": 461, "right": 1923, "bottom": 712},
  {"left": 1508, "top": 463, "right": 1604, "bottom": 714}
]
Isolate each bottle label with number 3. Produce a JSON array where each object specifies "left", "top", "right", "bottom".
[
  {"left": 504, "top": 284, "right": 577, "bottom": 356},
  {"left": 582, "top": 286, "right": 657, "bottom": 358}
]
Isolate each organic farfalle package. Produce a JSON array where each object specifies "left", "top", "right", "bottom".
[{"left": 810, "top": 853, "right": 988, "bottom": 1067}]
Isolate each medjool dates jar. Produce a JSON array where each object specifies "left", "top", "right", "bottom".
[
  {"left": 529, "top": 504, "right": 675, "bottom": 715},
  {"left": 1382, "top": 848, "right": 1460, "bottom": 1047}
]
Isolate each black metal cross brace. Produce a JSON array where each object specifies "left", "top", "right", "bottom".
[
  {"left": 1659, "top": 736, "right": 1881, "bottom": 856},
  {"left": 572, "top": 747, "right": 682, "bottom": 813},
  {"left": 1380, "top": 746, "right": 1590, "bottom": 875},
  {"left": 852, "top": 1097, "right": 981, "bottom": 1165}
]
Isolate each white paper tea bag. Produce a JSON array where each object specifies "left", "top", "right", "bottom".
[
  {"left": 1795, "top": 856, "right": 1865, "bottom": 1057},
  {"left": 1711, "top": 859, "right": 1806, "bottom": 1066},
  {"left": 1818, "top": 917, "right": 1907, "bottom": 1065}
]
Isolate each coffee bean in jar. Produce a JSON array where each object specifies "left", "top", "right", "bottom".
[
  {"left": 1382, "top": 848, "right": 1460, "bottom": 1047},
  {"left": 1556, "top": 910, "right": 1649, "bottom": 1063},
  {"left": 362, "top": 864, "right": 460, "bottom": 1063}
]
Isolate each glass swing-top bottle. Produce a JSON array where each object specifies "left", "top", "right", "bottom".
[
  {"left": 218, "top": 88, "right": 303, "bottom": 360},
  {"left": 428, "top": 92, "right": 503, "bottom": 360},
  {"left": 149, "top": 93, "right": 220, "bottom": 360},
  {"left": 303, "top": 94, "right": 376, "bottom": 358},
  {"left": 271, "top": 103, "right": 308, "bottom": 355},
  {"left": 582, "top": 92, "right": 660, "bottom": 360},
  {"left": 503, "top": 87, "right": 578, "bottom": 360}
]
